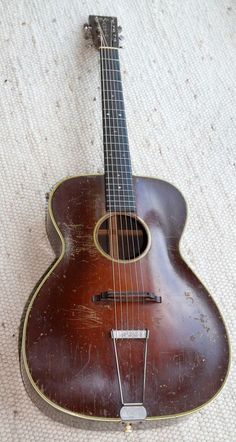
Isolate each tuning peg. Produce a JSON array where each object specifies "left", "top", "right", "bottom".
[
  {"left": 119, "top": 35, "right": 124, "bottom": 41},
  {"left": 118, "top": 25, "right": 122, "bottom": 34},
  {"left": 83, "top": 23, "right": 92, "bottom": 39}
]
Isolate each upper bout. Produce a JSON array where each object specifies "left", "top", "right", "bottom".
[{"left": 133, "top": 176, "right": 187, "bottom": 237}]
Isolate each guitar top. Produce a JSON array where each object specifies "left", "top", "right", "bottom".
[{"left": 20, "top": 15, "right": 230, "bottom": 432}]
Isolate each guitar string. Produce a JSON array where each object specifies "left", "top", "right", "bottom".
[
  {"left": 99, "top": 30, "right": 118, "bottom": 331},
  {"left": 112, "top": 39, "right": 147, "bottom": 331},
  {"left": 109, "top": 38, "right": 137, "bottom": 328},
  {"left": 100, "top": 22, "right": 146, "bottom": 335},
  {"left": 102, "top": 30, "right": 137, "bottom": 332},
  {"left": 100, "top": 23, "right": 123, "bottom": 331},
  {"left": 107, "top": 38, "right": 130, "bottom": 330},
  {"left": 110, "top": 48, "right": 139, "bottom": 331},
  {"left": 106, "top": 22, "right": 124, "bottom": 331},
  {"left": 109, "top": 44, "right": 142, "bottom": 332},
  {"left": 108, "top": 44, "right": 132, "bottom": 331},
  {"left": 111, "top": 41, "right": 148, "bottom": 401}
]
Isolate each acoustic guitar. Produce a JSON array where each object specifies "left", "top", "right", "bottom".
[{"left": 21, "top": 15, "right": 230, "bottom": 432}]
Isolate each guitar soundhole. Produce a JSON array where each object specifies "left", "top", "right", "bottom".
[{"left": 96, "top": 213, "right": 150, "bottom": 262}]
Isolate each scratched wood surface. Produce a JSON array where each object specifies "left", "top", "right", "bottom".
[{"left": 0, "top": 1, "right": 235, "bottom": 441}]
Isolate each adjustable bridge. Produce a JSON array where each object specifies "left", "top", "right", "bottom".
[{"left": 93, "top": 291, "right": 162, "bottom": 303}]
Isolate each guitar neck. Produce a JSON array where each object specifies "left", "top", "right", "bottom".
[{"left": 100, "top": 47, "right": 136, "bottom": 213}]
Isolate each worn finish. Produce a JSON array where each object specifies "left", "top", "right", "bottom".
[{"left": 21, "top": 175, "right": 230, "bottom": 423}]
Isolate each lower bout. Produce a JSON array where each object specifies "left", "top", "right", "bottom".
[
  {"left": 20, "top": 352, "right": 193, "bottom": 430},
  {"left": 21, "top": 327, "right": 229, "bottom": 422}
]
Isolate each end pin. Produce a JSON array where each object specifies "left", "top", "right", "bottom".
[{"left": 124, "top": 422, "right": 132, "bottom": 433}]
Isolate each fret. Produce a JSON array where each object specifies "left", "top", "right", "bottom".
[
  {"left": 105, "top": 148, "right": 130, "bottom": 151},
  {"left": 105, "top": 154, "right": 131, "bottom": 159},
  {"left": 104, "top": 137, "right": 129, "bottom": 141},
  {"left": 105, "top": 151, "right": 130, "bottom": 154},
  {"left": 105, "top": 153, "right": 130, "bottom": 157},
  {"left": 107, "top": 209, "right": 136, "bottom": 213},
  {"left": 105, "top": 172, "right": 133, "bottom": 176},
  {"left": 107, "top": 204, "right": 136, "bottom": 208},
  {"left": 105, "top": 167, "right": 132, "bottom": 171},
  {"left": 103, "top": 69, "right": 121, "bottom": 73},
  {"left": 106, "top": 187, "right": 134, "bottom": 191},
  {"left": 107, "top": 195, "right": 134, "bottom": 199},
  {"left": 105, "top": 180, "right": 133, "bottom": 184},
  {"left": 103, "top": 125, "right": 127, "bottom": 130},
  {"left": 106, "top": 200, "right": 136, "bottom": 204},
  {"left": 103, "top": 122, "right": 126, "bottom": 127},
  {"left": 106, "top": 185, "right": 134, "bottom": 189},
  {"left": 106, "top": 191, "right": 134, "bottom": 196},
  {"left": 106, "top": 183, "right": 133, "bottom": 186},
  {"left": 103, "top": 112, "right": 126, "bottom": 118},
  {"left": 102, "top": 78, "right": 122, "bottom": 83},
  {"left": 105, "top": 159, "right": 131, "bottom": 164},
  {"left": 105, "top": 143, "right": 130, "bottom": 147},
  {"left": 105, "top": 145, "right": 130, "bottom": 150},
  {"left": 106, "top": 178, "right": 133, "bottom": 182},
  {"left": 101, "top": 72, "right": 121, "bottom": 77},
  {"left": 104, "top": 133, "right": 129, "bottom": 138},
  {"left": 107, "top": 207, "right": 137, "bottom": 212},
  {"left": 105, "top": 163, "right": 132, "bottom": 169},
  {"left": 105, "top": 149, "right": 131, "bottom": 156},
  {"left": 103, "top": 113, "right": 125, "bottom": 117},
  {"left": 106, "top": 184, "right": 134, "bottom": 188},
  {"left": 105, "top": 155, "right": 131, "bottom": 160},
  {"left": 103, "top": 98, "right": 124, "bottom": 103},
  {"left": 107, "top": 201, "right": 135, "bottom": 204},
  {"left": 103, "top": 126, "right": 127, "bottom": 131},
  {"left": 102, "top": 107, "right": 125, "bottom": 112},
  {"left": 105, "top": 176, "right": 133, "bottom": 180},
  {"left": 102, "top": 89, "right": 123, "bottom": 94},
  {"left": 104, "top": 131, "right": 128, "bottom": 136},
  {"left": 103, "top": 115, "right": 126, "bottom": 119},
  {"left": 107, "top": 203, "right": 136, "bottom": 207},
  {"left": 105, "top": 183, "right": 133, "bottom": 187},
  {"left": 105, "top": 175, "right": 132, "bottom": 181},
  {"left": 102, "top": 116, "right": 126, "bottom": 121},
  {"left": 104, "top": 142, "right": 129, "bottom": 146},
  {"left": 106, "top": 189, "right": 134, "bottom": 193},
  {"left": 107, "top": 201, "right": 134, "bottom": 205},
  {"left": 106, "top": 181, "right": 133, "bottom": 185},
  {"left": 101, "top": 57, "right": 120, "bottom": 61},
  {"left": 105, "top": 160, "right": 131, "bottom": 164},
  {"left": 107, "top": 195, "right": 135, "bottom": 199},
  {"left": 106, "top": 157, "right": 129, "bottom": 165},
  {"left": 104, "top": 140, "right": 130, "bottom": 147},
  {"left": 106, "top": 191, "right": 136, "bottom": 196},
  {"left": 105, "top": 180, "right": 133, "bottom": 185}
]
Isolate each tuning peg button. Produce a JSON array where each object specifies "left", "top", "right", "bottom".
[
  {"left": 118, "top": 25, "right": 122, "bottom": 33},
  {"left": 83, "top": 23, "right": 92, "bottom": 39}
]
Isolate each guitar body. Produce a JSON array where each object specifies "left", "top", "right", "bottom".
[{"left": 21, "top": 175, "right": 230, "bottom": 426}]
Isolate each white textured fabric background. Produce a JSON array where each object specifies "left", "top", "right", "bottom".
[{"left": 0, "top": 0, "right": 235, "bottom": 440}]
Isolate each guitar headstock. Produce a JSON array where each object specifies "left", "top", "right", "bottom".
[{"left": 83, "top": 15, "right": 123, "bottom": 49}]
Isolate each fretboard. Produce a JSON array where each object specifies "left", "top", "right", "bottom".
[{"left": 100, "top": 47, "right": 136, "bottom": 213}]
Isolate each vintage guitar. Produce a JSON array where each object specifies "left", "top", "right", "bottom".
[{"left": 21, "top": 15, "right": 230, "bottom": 432}]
